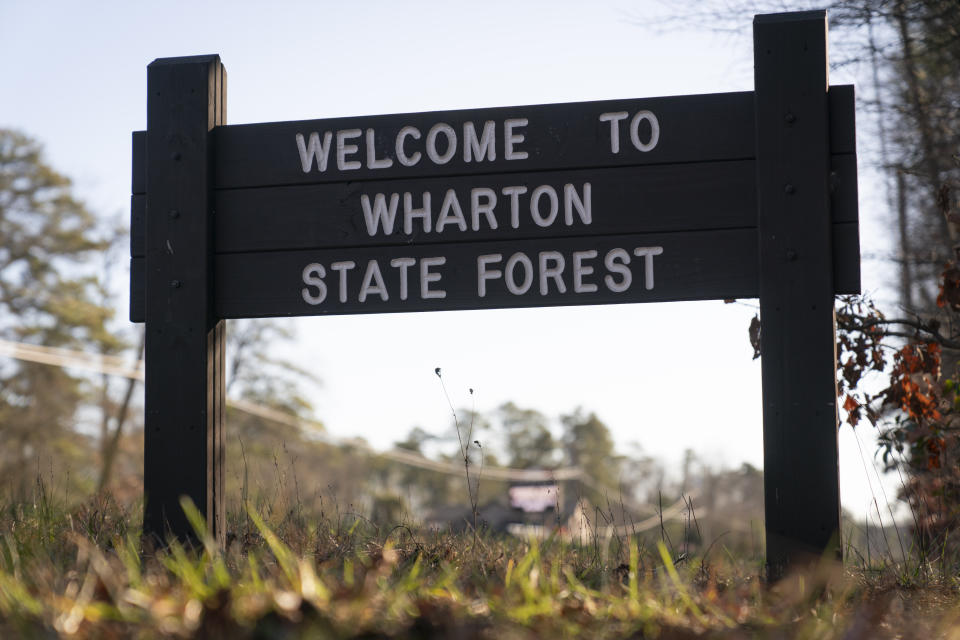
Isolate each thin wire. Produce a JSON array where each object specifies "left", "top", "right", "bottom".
[{"left": 0, "top": 337, "right": 617, "bottom": 487}]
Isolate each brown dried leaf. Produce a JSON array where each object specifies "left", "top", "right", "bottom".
[
  {"left": 749, "top": 315, "right": 761, "bottom": 360},
  {"left": 939, "top": 264, "right": 960, "bottom": 311}
]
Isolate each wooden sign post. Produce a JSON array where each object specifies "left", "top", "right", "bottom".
[
  {"left": 131, "top": 11, "right": 857, "bottom": 573},
  {"left": 754, "top": 13, "right": 844, "bottom": 575},
  {"left": 141, "top": 56, "right": 227, "bottom": 547}
]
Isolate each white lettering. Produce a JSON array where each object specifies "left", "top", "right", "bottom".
[
  {"left": 598, "top": 112, "right": 628, "bottom": 154},
  {"left": 538, "top": 251, "right": 566, "bottom": 295},
  {"left": 629, "top": 111, "right": 660, "bottom": 152},
  {"left": 506, "top": 252, "right": 534, "bottom": 295},
  {"left": 564, "top": 183, "right": 592, "bottom": 225},
  {"left": 360, "top": 193, "right": 399, "bottom": 236},
  {"left": 390, "top": 257, "right": 416, "bottom": 300},
  {"left": 604, "top": 248, "right": 632, "bottom": 292},
  {"left": 477, "top": 254, "right": 503, "bottom": 297},
  {"left": 396, "top": 126, "right": 422, "bottom": 167},
  {"left": 358, "top": 260, "right": 389, "bottom": 302},
  {"left": 470, "top": 187, "right": 498, "bottom": 231},
  {"left": 403, "top": 192, "right": 432, "bottom": 234},
  {"left": 573, "top": 250, "right": 598, "bottom": 293},
  {"left": 356, "top": 183, "right": 589, "bottom": 238},
  {"left": 504, "top": 118, "right": 529, "bottom": 160},
  {"left": 365, "top": 129, "right": 393, "bottom": 169},
  {"left": 336, "top": 129, "right": 362, "bottom": 170},
  {"left": 426, "top": 123, "right": 457, "bottom": 165},
  {"left": 330, "top": 261, "right": 356, "bottom": 302},
  {"left": 530, "top": 185, "right": 559, "bottom": 227},
  {"left": 301, "top": 263, "right": 327, "bottom": 304},
  {"left": 295, "top": 132, "right": 333, "bottom": 173},
  {"left": 501, "top": 186, "right": 528, "bottom": 229},
  {"left": 633, "top": 246, "right": 663, "bottom": 289},
  {"left": 420, "top": 257, "right": 446, "bottom": 299},
  {"left": 436, "top": 189, "right": 467, "bottom": 232},
  {"left": 464, "top": 120, "right": 496, "bottom": 162}
]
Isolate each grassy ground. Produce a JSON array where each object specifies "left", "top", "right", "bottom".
[{"left": 1, "top": 491, "right": 959, "bottom": 639}]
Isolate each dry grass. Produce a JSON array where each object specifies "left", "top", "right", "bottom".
[{"left": 1, "top": 489, "right": 959, "bottom": 639}]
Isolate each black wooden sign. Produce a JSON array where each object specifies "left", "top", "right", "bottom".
[
  {"left": 129, "top": 88, "right": 858, "bottom": 320},
  {"left": 132, "top": 11, "right": 857, "bottom": 575}
]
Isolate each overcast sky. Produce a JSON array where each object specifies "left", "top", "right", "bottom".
[{"left": 0, "top": 1, "right": 902, "bottom": 521}]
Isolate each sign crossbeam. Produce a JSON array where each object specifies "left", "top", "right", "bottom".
[
  {"left": 131, "top": 153, "right": 857, "bottom": 254},
  {"left": 131, "top": 88, "right": 854, "bottom": 192},
  {"left": 131, "top": 223, "right": 858, "bottom": 320}
]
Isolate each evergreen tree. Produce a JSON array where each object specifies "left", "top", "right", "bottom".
[
  {"left": 561, "top": 408, "right": 622, "bottom": 491},
  {"left": 0, "top": 129, "right": 121, "bottom": 495},
  {"left": 496, "top": 401, "right": 556, "bottom": 469}
]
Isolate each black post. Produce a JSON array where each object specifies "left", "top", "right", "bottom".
[
  {"left": 144, "top": 55, "right": 227, "bottom": 547},
  {"left": 754, "top": 11, "right": 841, "bottom": 576}
]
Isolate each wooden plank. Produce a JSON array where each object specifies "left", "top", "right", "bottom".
[
  {"left": 126, "top": 85, "right": 855, "bottom": 194},
  {"left": 214, "top": 161, "right": 756, "bottom": 253},
  {"left": 828, "top": 85, "right": 856, "bottom": 155},
  {"left": 132, "top": 130, "right": 146, "bottom": 195},
  {"left": 214, "top": 230, "right": 759, "bottom": 318},
  {"left": 754, "top": 10, "right": 842, "bottom": 576},
  {"left": 213, "top": 92, "right": 757, "bottom": 189},
  {"left": 832, "top": 222, "right": 860, "bottom": 295},
  {"left": 129, "top": 153, "right": 857, "bottom": 258},
  {"left": 130, "top": 194, "right": 145, "bottom": 257},
  {"left": 827, "top": 87, "right": 859, "bottom": 289},
  {"left": 830, "top": 154, "right": 858, "bottom": 224},
  {"left": 129, "top": 257, "right": 144, "bottom": 323},
  {"left": 129, "top": 222, "right": 860, "bottom": 323},
  {"left": 143, "top": 54, "right": 226, "bottom": 548}
]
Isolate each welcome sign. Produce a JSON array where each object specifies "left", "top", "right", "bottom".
[{"left": 132, "top": 10, "right": 857, "bottom": 575}]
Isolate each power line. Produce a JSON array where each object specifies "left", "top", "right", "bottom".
[
  {"left": 0, "top": 337, "right": 590, "bottom": 480},
  {"left": 0, "top": 337, "right": 143, "bottom": 380},
  {"left": 0, "top": 336, "right": 692, "bottom": 520}
]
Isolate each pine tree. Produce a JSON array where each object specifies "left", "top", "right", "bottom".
[
  {"left": 0, "top": 129, "right": 122, "bottom": 496},
  {"left": 561, "top": 409, "right": 623, "bottom": 492}
]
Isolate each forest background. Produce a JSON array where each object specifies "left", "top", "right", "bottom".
[{"left": 1, "top": 0, "right": 958, "bottom": 553}]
